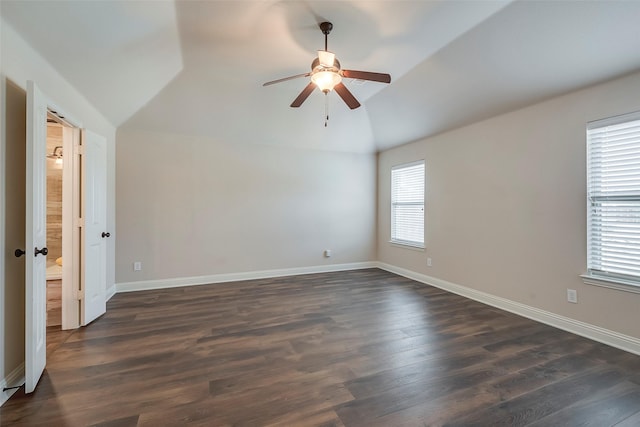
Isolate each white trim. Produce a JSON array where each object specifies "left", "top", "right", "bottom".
[
  {"left": 106, "top": 285, "right": 116, "bottom": 301},
  {"left": 46, "top": 102, "right": 83, "bottom": 130},
  {"left": 377, "top": 262, "right": 640, "bottom": 356},
  {"left": 116, "top": 262, "right": 377, "bottom": 293},
  {"left": 389, "top": 241, "right": 425, "bottom": 251},
  {"left": 391, "top": 159, "right": 425, "bottom": 171},
  {"left": 1, "top": 362, "right": 25, "bottom": 407},
  {"left": 587, "top": 109, "right": 640, "bottom": 129},
  {"left": 581, "top": 274, "right": 640, "bottom": 295}
]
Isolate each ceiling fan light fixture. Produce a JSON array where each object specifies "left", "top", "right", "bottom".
[{"left": 311, "top": 70, "right": 342, "bottom": 93}]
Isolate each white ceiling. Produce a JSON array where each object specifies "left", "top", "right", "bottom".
[{"left": 3, "top": 0, "right": 640, "bottom": 153}]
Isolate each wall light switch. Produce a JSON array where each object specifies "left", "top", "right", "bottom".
[{"left": 134, "top": 261, "right": 142, "bottom": 271}]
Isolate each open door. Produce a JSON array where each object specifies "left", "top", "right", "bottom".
[
  {"left": 81, "top": 130, "right": 107, "bottom": 325},
  {"left": 23, "top": 82, "right": 109, "bottom": 393},
  {"left": 25, "top": 81, "right": 48, "bottom": 393}
]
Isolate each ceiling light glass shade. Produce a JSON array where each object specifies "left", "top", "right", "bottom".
[
  {"left": 311, "top": 70, "right": 342, "bottom": 92},
  {"left": 317, "top": 50, "right": 335, "bottom": 67}
]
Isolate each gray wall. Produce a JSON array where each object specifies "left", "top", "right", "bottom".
[
  {"left": 116, "top": 129, "right": 377, "bottom": 284},
  {"left": 2, "top": 80, "right": 26, "bottom": 389},
  {"left": 378, "top": 71, "right": 640, "bottom": 340}
]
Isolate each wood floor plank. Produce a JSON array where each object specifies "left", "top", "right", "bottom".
[
  {"left": 444, "top": 367, "right": 627, "bottom": 426},
  {"left": 344, "top": 347, "right": 497, "bottom": 400},
  {"left": 46, "top": 279, "right": 62, "bottom": 327},
  {"left": 1, "top": 268, "right": 639, "bottom": 426},
  {"left": 527, "top": 382, "right": 640, "bottom": 427},
  {"left": 615, "top": 410, "right": 640, "bottom": 426}
]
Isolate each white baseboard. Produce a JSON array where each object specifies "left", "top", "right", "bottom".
[
  {"left": 116, "top": 262, "right": 378, "bottom": 293},
  {"left": 377, "top": 262, "right": 640, "bottom": 356},
  {"left": 106, "top": 285, "right": 116, "bottom": 301},
  {"left": 1, "top": 362, "right": 24, "bottom": 407}
]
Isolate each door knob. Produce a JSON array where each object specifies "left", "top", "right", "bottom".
[
  {"left": 34, "top": 247, "right": 48, "bottom": 256},
  {"left": 101, "top": 232, "right": 111, "bottom": 238},
  {"left": 15, "top": 249, "right": 25, "bottom": 257}
]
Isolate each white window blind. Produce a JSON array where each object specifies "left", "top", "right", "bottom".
[
  {"left": 587, "top": 112, "right": 640, "bottom": 285},
  {"left": 391, "top": 161, "right": 425, "bottom": 248}
]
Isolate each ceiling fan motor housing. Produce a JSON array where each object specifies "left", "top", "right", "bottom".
[
  {"left": 320, "top": 21, "right": 333, "bottom": 35},
  {"left": 311, "top": 57, "right": 341, "bottom": 72}
]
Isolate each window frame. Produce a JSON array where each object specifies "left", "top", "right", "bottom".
[
  {"left": 583, "top": 110, "right": 640, "bottom": 293},
  {"left": 390, "top": 160, "right": 425, "bottom": 249}
]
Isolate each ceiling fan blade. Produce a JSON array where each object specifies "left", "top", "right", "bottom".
[
  {"left": 263, "top": 73, "right": 310, "bottom": 87},
  {"left": 342, "top": 70, "right": 391, "bottom": 84},
  {"left": 334, "top": 83, "right": 361, "bottom": 109},
  {"left": 290, "top": 82, "right": 316, "bottom": 108}
]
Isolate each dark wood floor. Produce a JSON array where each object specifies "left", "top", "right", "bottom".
[
  {"left": 2, "top": 268, "right": 640, "bottom": 426},
  {"left": 46, "top": 279, "right": 74, "bottom": 358},
  {"left": 47, "top": 279, "right": 62, "bottom": 327}
]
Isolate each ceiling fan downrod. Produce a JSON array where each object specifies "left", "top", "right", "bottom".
[
  {"left": 319, "top": 22, "right": 334, "bottom": 127},
  {"left": 320, "top": 21, "right": 333, "bottom": 52}
]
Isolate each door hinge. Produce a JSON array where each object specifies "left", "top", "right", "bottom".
[
  {"left": 76, "top": 289, "right": 84, "bottom": 300},
  {"left": 75, "top": 218, "right": 84, "bottom": 228},
  {"left": 74, "top": 145, "right": 84, "bottom": 156}
]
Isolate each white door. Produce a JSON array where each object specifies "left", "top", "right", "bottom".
[
  {"left": 82, "top": 130, "right": 107, "bottom": 325},
  {"left": 25, "top": 81, "right": 48, "bottom": 393}
]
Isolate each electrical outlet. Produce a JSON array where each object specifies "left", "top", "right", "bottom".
[
  {"left": 324, "top": 249, "right": 332, "bottom": 258},
  {"left": 134, "top": 261, "right": 142, "bottom": 271},
  {"left": 427, "top": 257, "right": 432, "bottom": 267},
  {"left": 567, "top": 289, "right": 578, "bottom": 304}
]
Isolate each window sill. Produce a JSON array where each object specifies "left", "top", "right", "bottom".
[
  {"left": 580, "top": 274, "right": 640, "bottom": 295},
  {"left": 389, "top": 241, "right": 425, "bottom": 251}
]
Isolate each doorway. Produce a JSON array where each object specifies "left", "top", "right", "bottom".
[
  {"left": 45, "top": 120, "right": 63, "bottom": 327},
  {"left": 44, "top": 118, "right": 71, "bottom": 354},
  {"left": 24, "top": 80, "right": 108, "bottom": 393},
  {"left": 42, "top": 110, "right": 108, "bottom": 333},
  {"left": 46, "top": 111, "right": 80, "bottom": 354}
]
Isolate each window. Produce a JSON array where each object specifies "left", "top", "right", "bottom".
[
  {"left": 391, "top": 160, "right": 425, "bottom": 248},
  {"left": 587, "top": 111, "right": 640, "bottom": 287}
]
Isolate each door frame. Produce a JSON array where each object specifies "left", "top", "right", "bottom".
[
  {"left": 38, "top": 95, "right": 83, "bottom": 333},
  {"left": 57, "top": 116, "right": 82, "bottom": 330},
  {"left": 45, "top": 101, "right": 109, "bottom": 330}
]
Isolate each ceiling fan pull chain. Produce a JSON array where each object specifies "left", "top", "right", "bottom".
[{"left": 325, "top": 93, "right": 329, "bottom": 127}]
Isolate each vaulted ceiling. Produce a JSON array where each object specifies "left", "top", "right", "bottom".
[{"left": 3, "top": 0, "right": 640, "bottom": 153}]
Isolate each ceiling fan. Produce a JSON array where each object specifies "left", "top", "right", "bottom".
[{"left": 263, "top": 21, "right": 391, "bottom": 110}]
